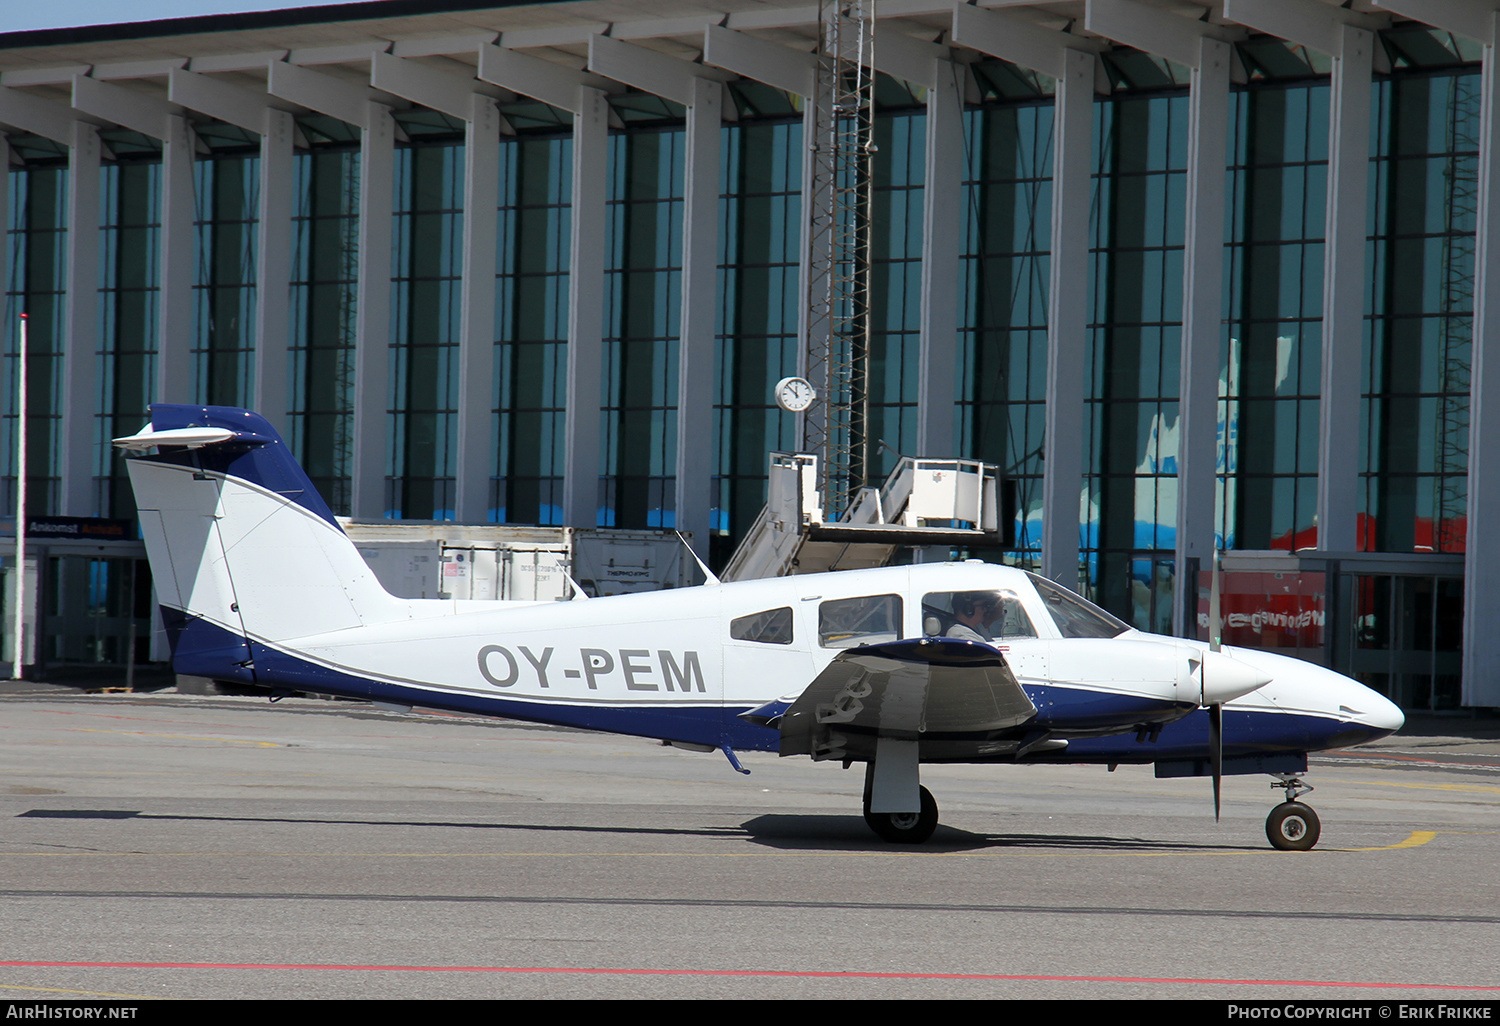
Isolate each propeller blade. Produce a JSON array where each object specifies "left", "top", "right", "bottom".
[
  {"left": 1208, "top": 550, "right": 1223, "bottom": 655},
  {"left": 1209, "top": 702, "right": 1223, "bottom": 822}
]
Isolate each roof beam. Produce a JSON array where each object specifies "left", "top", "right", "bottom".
[
  {"left": 390, "top": 32, "right": 497, "bottom": 58},
  {"left": 0, "top": 87, "right": 75, "bottom": 145},
  {"left": 188, "top": 50, "right": 288, "bottom": 74},
  {"left": 612, "top": 15, "right": 726, "bottom": 41},
  {"left": 168, "top": 68, "right": 274, "bottom": 135},
  {"left": 588, "top": 34, "right": 713, "bottom": 108},
  {"left": 869, "top": 25, "right": 949, "bottom": 87},
  {"left": 0, "top": 66, "right": 91, "bottom": 87},
  {"left": 1085, "top": 0, "right": 1243, "bottom": 69},
  {"left": 1223, "top": 0, "right": 1386, "bottom": 56},
  {"left": 289, "top": 42, "right": 391, "bottom": 66},
  {"left": 950, "top": 4, "right": 1101, "bottom": 79},
  {"left": 477, "top": 44, "right": 610, "bottom": 114},
  {"left": 92, "top": 58, "right": 188, "bottom": 81},
  {"left": 371, "top": 51, "right": 479, "bottom": 121},
  {"left": 267, "top": 60, "right": 372, "bottom": 128},
  {"left": 1370, "top": 0, "right": 1498, "bottom": 43},
  {"left": 702, "top": 24, "right": 817, "bottom": 95},
  {"left": 72, "top": 75, "right": 176, "bottom": 139},
  {"left": 498, "top": 23, "right": 610, "bottom": 50}
]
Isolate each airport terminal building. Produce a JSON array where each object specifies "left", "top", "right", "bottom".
[{"left": 0, "top": 0, "right": 1495, "bottom": 710}]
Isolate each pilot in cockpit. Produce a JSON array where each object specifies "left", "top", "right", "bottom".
[
  {"left": 924, "top": 589, "right": 1038, "bottom": 643},
  {"left": 946, "top": 591, "right": 999, "bottom": 643}
]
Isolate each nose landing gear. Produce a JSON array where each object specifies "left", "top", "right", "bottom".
[{"left": 1266, "top": 774, "right": 1320, "bottom": 851}]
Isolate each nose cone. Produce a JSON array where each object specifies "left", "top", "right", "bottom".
[
  {"left": 1195, "top": 649, "right": 1274, "bottom": 705},
  {"left": 1350, "top": 687, "right": 1405, "bottom": 737}
]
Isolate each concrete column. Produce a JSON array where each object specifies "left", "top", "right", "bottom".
[
  {"left": 1464, "top": 15, "right": 1500, "bottom": 707},
  {"left": 61, "top": 123, "right": 100, "bottom": 516},
  {"left": 456, "top": 96, "right": 501, "bottom": 523},
  {"left": 1316, "top": 25, "right": 1374, "bottom": 554},
  {"left": 675, "top": 77, "right": 721, "bottom": 557},
  {"left": 563, "top": 87, "right": 608, "bottom": 530},
  {"left": 1172, "top": 38, "right": 1231, "bottom": 636},
  {"left": 797, "top": 97, "right": 825, "bottom": 448},
  {"left": 0, "top": 132, "right": 7, "bottom": 322},
  {"left": 1041, "top": 49, "right": 1096, "bottom": 587},
  {"left": 917, "top": 61, "right": 963, "bottom": 459},
  {"left": 254, "top": 108, "right": 294, "bottom": 435},
  {"left": 351, "top": 101, "right": 395, "bottom": 519},
  {"left": 157, "top": 114, "right": 195, "bottom": 405}
]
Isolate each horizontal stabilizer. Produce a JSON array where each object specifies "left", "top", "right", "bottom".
[
  {"left": 777, "top": 638, "right": 1037, "bottom": 760},
  {"left": 113, "top": 425, "right": 238, "bottom": 450}
]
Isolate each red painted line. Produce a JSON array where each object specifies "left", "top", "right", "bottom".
[{"left": 3, "top": 962, "right": 1497, "bottom": 990}]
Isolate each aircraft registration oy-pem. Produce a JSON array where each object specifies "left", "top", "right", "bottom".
[{"left": 114, "top": 405, "right": 1405, "bottom": 851}]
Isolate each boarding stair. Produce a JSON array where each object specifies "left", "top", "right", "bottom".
[{"left": 721, "top": 453, "right": 1014, "bottom": 581}]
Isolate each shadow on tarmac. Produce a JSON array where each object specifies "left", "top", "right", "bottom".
[
  {"left": 738, "top": 814, "right": 1258, "bottom": 853},
  {"left": 14, "top": 805, "right": 1253, "bottom": 853}
]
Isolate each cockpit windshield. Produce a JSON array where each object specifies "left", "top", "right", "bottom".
[{"left": 1025, "top": 573, "right": 1131, "bottom": 639}]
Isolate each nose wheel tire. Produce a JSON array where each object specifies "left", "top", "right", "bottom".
[
  {"left": 1266, "top": 801, "right": 1320, "bottom": 851},
  {"left": 863, "top": 785, "right": 939, "bottom": 844}
]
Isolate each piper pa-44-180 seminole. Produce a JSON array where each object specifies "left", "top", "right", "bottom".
[{"left": 114, "top": 405, "right": 1405, "bottom": 851}]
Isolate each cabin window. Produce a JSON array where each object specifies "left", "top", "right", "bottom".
[
  {"left": 922, "top": 590, "right": 1037, "bottom": 642},
  {"left": 730, "top": 606, "right": 794, "bottom": 645},
  {"left": 818, "top": 594, "right": 902, "bottom": 649}
]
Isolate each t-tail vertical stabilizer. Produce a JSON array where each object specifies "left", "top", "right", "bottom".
[{"left": 116, "top": 404, "right": 401, "bottom": 683}]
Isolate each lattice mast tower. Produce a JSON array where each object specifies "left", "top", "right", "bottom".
[{"left": 802, "top": 0, "right": 877, "bottom": 519}]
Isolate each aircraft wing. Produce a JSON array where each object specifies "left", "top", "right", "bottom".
[{"left": 760, "top": 638, "right": 1037, "bottom": 760}]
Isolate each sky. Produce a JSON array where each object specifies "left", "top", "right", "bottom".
[{"left": 0, "top": 1, "right": 357, "bottom": 35}]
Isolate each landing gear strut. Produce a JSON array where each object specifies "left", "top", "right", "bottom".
[
  {"left": 1265, "top": 774, "right": 1320, "bottom": 851},
  {"left": 861, "top": 763, "right": 939, "bottom": 844}
]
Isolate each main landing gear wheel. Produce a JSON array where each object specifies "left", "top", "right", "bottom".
[
  {"left": 1266, "top": 801, "right": 1321, "bottom": 851},
  {"left": 863, "top": 785, "right": 939, "bottom": 844}
]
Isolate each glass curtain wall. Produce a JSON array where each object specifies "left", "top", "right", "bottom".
[
  {"left": 288, "top": 145, "right": 359, "bottom": 516},
  {"left": 191, "top": 151, "right": 259, "bottom": 409},
  {"left": 388, "top": 133, "right": 463, "bottom": 520},
  {"left": 1085, "top": 87, "right": 1188, "bottom": 631},
  {"left": 867, "top": 86, "right": 925, "bottom": 481},
  {"left": 960, "top": 69, "right": 1054, "bottom": 562},
  {"left": 714, "top": 112, "right": 802, "bottom": 562},
  {"left": 1222, "top": 75, "right": 1328, "bottom": 552},
  {"left": 96, "top": 150, "right": 161, "bottom": 520},
  {"left": 493, "top": 132, "right": 570, "bottom": 526},
  {"left": 601, "top": 126, "right": 684, "bottom": 529},
  {"left": 2, "top": 161, "right": 67, "bottom": 517},
  {"left": 1363, "top": 51, "right": 1479, "bottom": 555}
]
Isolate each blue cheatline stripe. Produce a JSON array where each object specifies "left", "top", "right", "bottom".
[
  {"left": 161, "top": 613, "right": 1354, "bottom": 771},
  {"left": 163, "top": 612, "right": 780, "bottom": 751}
]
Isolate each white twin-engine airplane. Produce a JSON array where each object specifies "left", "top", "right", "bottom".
[{"left": 116, "top": 405, "right": 1405, "bottom": 851}]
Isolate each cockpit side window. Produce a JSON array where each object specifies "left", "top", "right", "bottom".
[
  {"left": 1026, "top": 573, "right": 1130, "bottom": 639},
  {"left": 730, "top": 606, "right": 794, "bottom": 645},
  {"left": 922, "top": 590, "right": 1037, "bottom": 641},
  {"left": 818, "top": 594, "right": 903, "bottom": 649}
]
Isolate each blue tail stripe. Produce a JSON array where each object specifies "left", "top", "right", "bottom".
[{"left": 136, "top": 405, "right": 341, "bottom": 531}]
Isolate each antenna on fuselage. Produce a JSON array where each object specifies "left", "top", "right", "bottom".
[
  {"left": 676, "top": 532, "right": 721, "bottom": 586},
  {"left": 1208, "top": 548, "right": 1224, "bottom": 820},
  {"left": 559, "top": 563, "right": 590, "bottom": 601}
]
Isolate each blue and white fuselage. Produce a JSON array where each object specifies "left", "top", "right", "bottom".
[{"left": 117, "top": 405, "right": 1403, "bottom": 849}]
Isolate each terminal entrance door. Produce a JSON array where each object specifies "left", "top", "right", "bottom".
[
  {"left": 1337, "top": 573, "right": 1463, "bottom": 711},
  {"left": 1201, "top": 553, "right": 1464, "bottom": 713},
  {"left": 42, "top": 555, "right": 153, "bottom": 670}
]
